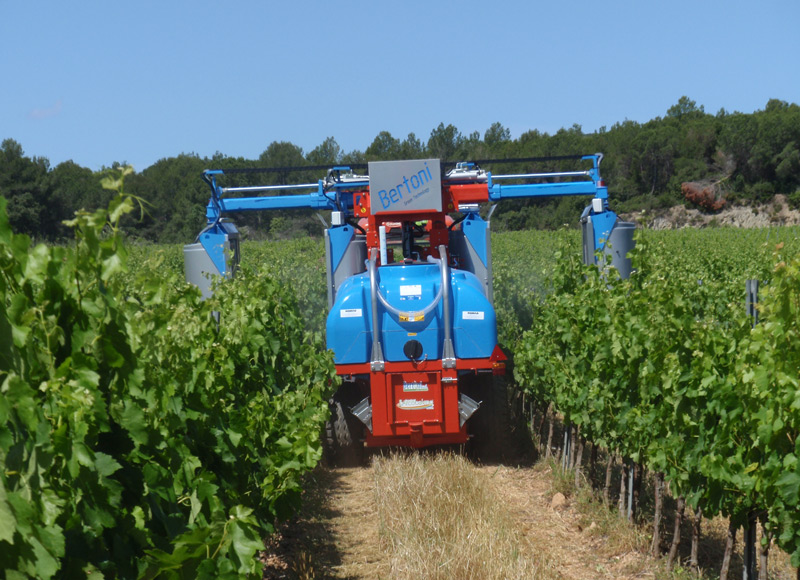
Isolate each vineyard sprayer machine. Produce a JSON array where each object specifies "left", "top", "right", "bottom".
[{"left": 184, "top": 154, "right": 634, "bottom": 464}]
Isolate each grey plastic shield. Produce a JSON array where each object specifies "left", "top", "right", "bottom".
[
  {"left": 368, "top": 159, "right": 442, "bottom": 214},
  {"left": 184, "top": 242, "right": 222, "bottom": 300}
]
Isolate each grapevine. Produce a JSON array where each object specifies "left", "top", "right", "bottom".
[{"left": 0, "top": 170, "right": 336, "bottom": 579}]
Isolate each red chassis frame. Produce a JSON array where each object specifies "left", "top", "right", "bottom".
[{"left": 336, "top": 346, "right": 507, "bottom": 448}]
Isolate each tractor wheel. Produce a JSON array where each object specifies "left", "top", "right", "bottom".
[
  {"left": 324, "top": 393, "right": 365, "bottom": 467},
  {"left": 465, "top": 374, "right": 517, "bottom": 464}
]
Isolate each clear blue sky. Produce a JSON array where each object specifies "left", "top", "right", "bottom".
[{"left": 2, "top": 0, "right": 798, "bottom": 172}]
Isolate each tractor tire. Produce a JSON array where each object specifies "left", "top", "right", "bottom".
[
  {"left": 465, "top": 374, "right": 518, "bottom": 464},
  {"left": 324, "top": 394, "right": 365, "bottom": 467}
]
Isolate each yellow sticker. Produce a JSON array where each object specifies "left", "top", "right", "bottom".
[{"left": 399, "top": 312, "right": 424, "bottom": 322}]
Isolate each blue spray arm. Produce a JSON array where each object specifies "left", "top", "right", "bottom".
[
  {"left": 477, "top": 154, "right": 616, "bottom": 252},
  {"left": 203, "top": 169, "right": 343, "bottom": 223},
  {"left": 485, "top": 154, "right": 607, "bottom": 204}
]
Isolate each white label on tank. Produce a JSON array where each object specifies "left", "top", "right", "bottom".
[
  {"left": 400, "top": 285, "right": 422, "bottom": 296},
  {"left": 462, "top": 311, "right": 485, "bottom": 320},
  {"left": 403, "top": 382, "right": 429, "bottom": 392},
  {"left": 397, "top": 399, "right": 434, "bottom": 410},
  {"left": 340, "top": 308, "right": 363, "bottom": 318}
]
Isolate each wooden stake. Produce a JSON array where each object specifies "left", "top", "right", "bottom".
[
  {"left": 603, "top": 453, "right": 613, "bottom": 506},
  {"left": 618, "top": 461, "right": 628, "bottom": 517},
  {"left": 650, "top": 472, "right": 664, "bottom": 557},
  {"left": 719, "top": 520, "right": 736, "bottom": 580},
  {"left": 538, "top": 402, "right": 551, "bottom": 454},
  {"left": 667, "top": 496, "right": 685, "bottom": 571},
  {"left": 573, "top": 427, "right": 584, "bottom": 487},
  {"left": 631, "top": 462, "right": 641, "bottom": 522},
  {"left": 759, "top": 519, "right": 771, "bottom": 580},
  {"left": 690, "top": 506, "right": 702, "bottom": 572}
]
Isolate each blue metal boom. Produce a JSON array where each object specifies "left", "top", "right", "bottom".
[{"left": 190, "top": 154, "right": 627, "bottom": 282}]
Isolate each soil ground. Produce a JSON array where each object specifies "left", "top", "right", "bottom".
[
  {"left": 262, "top": 452, "right": 797, "bottom": 580},
  {"left": 262, "top": 459, "right": 658, "bottom": 579},
  {"left": 266, "top": 460, "right": 663, "bottom": 578}
]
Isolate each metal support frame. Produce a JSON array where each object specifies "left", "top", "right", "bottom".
[
  {"left": 368, "top": 249, "right": 385, "bottom": 372},
  {"left": 746, "top": 279, "right": 759, "bottom": 327},
  {"left": 743, "top": 282, "right": 760, "bottom": 580},
  {"left": 627, "top": 463, "right": 635, "bottom": 521},
  {"left": 743, "top": 511, "right": 757, "bottom": 580},
  {"left": 438, "top": 244, "right": 456, "bottom": 369}
]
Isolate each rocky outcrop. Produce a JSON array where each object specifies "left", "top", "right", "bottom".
[{"left": 621, "top": 195, "right": 800, "bottom": 230}]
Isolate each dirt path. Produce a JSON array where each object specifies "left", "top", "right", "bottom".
[
  {"left": 263, "top": 457, "right": 659, "bottom": 580},
  {"left": 483, "top": 464, "right": 654, "bottom": 579},
  {"left": 262, "top": 466, "right": 385, "bottom": 579}
]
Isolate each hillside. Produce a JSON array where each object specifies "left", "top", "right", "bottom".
[{"left": 1, "top": 97, "right": 799, "bottom": 242}]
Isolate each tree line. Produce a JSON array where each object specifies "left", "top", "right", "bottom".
[{"left": 1, "top": 97, "right": 799, "bottom": 243}]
